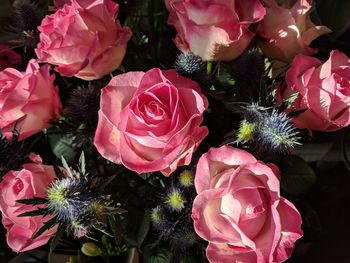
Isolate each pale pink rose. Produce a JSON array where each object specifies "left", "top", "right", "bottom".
[
  {"left": 0, "top": 59, "right": 61, "bottom": 141},
  {"left": 36, "top": 0, "right": 132, "bottom": 80},
  {"left": 0, "top": 162, "right": 57, "bottom": 252},
  {"left": 94, "top": 68, "right": 208, "bottom": 176},
  {"left": 167, "top": 0, "right": 266, "bottom": 61},
  {"left": 277, "top": 50, "right": 350, "bottom": 131},
  {"left": 192, "top": 146, "right": 303, "bottom": 263},
  {"left": 257, "top": 0, "right": 331, "bottom": 62},
  {"left": 0, "top": 44, "right": 22, "bottom": 71}
]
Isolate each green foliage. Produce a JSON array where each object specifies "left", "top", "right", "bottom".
[
  {"left": 48, "top": 128, "right": 78, "bottom": 162},
  {"left": 280, "top": 155, "right": 317, "bottom": 195},
  {"left": 143, "top": 245, "right": 172, "bottom": 263}
]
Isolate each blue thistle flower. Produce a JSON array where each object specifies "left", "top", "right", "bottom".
[
  {"left": 165, "top": 187, "right": 186, "bottom": 212},
  {"left": 236, "top": 104, "right": 300, "bottom": 155},
  {"left": 255, "top": 109, "right": 300, "bottom": 154},
  {"left": 13, "top": 0, "right": 41, "bottom": 31},
  {"left": 174, "top": 52, "right": 205, "bottom": 77},
  {"left": 67, "top": 84, "right": 101, "bottom": 129},
  {"left": 47, "top": 178, "right": 96, "bottom": 223}
]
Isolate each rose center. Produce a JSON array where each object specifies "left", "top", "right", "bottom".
[
  {"left": 333, "top": 74, "right": 350, "bottom": 96},
  {"left": 13, "top": 179, "right": 24, "bottom": 195}
]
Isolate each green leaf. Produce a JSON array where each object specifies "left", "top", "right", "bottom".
[
  {"left": 79, "top": 151, "right": 86, "bottom": 176},
  {"left": 48, "top": 131, "right": 77, "bottom": 162},
  {"left": 280, "top": 155, "right": 317, "bottom": 195},
  {"left": 143, "top": 245, "right": 171, "bottom": 263},
  {"left": 33, "top": 217, "right": 57, "bottom": 239},
  {"left": 137, "top": 210, "right": 151, "bottom": 246},
  {"left": 16, "top": 197, "right": 47, "bottom": 205},
  {"left": 18, "top": 208, "right": 47, "bottom": 217},
  {"left": 61, "top": 156, "right": 74, "bottom": 178}
]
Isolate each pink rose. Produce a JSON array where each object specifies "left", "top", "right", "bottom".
[
  {"left": 167, "top": 0, "right": 266, "bottom": 61},
  {"left": 0, "top": 161, "right": 57, "bottom": 252},
  {"left": 0, "top": 59, "right": 61, "bottom": 141},
  {"left": 257, "top": 0, "right": 331, "bottom": 62},
  {"left": 0, "top": 44, "right": 22, "bottom": 71},
  {"left": 277, "top": 50, "right": 350, "bottom": 131},
  {"left": 36, "top": 0, "right": 132, "bottom": 80},
  {"left": 94, "top": 68, "right": 208, "bottom": 176},
  {"left": 192, "top": 146, "right": 303, "bottom": 263}
]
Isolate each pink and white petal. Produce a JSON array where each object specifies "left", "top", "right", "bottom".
[
  {"left": 206, "top": 243, "right": 258, "bottom": 263},
  {"left": 100, "top": 71, "right": 143, "bottom": 127},
  {"left": 195, "top": 146, "right": 257, "bottom": 194},
  {"left": 319, "top": 50, "right": 350, "bottom": 79},
  {"left": 273, "top": 198, "right": 303, "bottom": 262},
  {"left": 94, "top": 111, "right": 123, "bottom": 164}
]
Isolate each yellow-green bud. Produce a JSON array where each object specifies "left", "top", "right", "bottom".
[
  {"left": 179, "top": 170, "right": 193, "bottom": 187},
  {"left": 151, "top": 206, "right": 163, "bottom": 224},
  {"left": 236, "top": 120, "right": 255, "bottom": 144},
  {"left": 81, "top": 242, "right": 101, "bottom": 257},
  {"left": 165, "top": 189, "right": 185, "bottom": 211}
]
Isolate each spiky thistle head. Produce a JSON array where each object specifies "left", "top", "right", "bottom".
[
  {"left": 66, "top": 84, "right": 100, "bottom": 129},
  {"left": 235, "top": 120, "right": 256, "bottom": 145},
  {"left": 151, "top": 206, "right": 164, "bottom": 226},
  {"left": 165, "top": 188, "right": 185, "bottom": 212},
  {"left": 174, "top": 52, "right": 205, "bottom": 77},
  {"left": 230, "top": 46, "right": 264, "bottom": 85},
  {"left": 236, "top": 104, "right": 300, "bottom": 155},
  {"left": 13, "top": 0, "right": 41, "bottom": 31},
  {"left": 174, "top": 52, "right": 211, "bottom": 86},
  {"left": 70, "top": 199, "right": 114, "bottom": 237},
  {"left": 255, "top": 108, "right": 300, "bottom": 154},
  {"left": 6, "top": 0, "right": 42, "bottom": 47},
  {"left": 171, "top": 228, "right": 198, "bottom": 252},
  {"left": 47, "top": 177, "right": 96, "bottom": 223},
  {"left": 178, "top": 170, "right": 193, "bottom": 188}
]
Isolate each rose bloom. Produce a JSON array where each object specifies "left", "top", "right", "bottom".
[
  {"left": 94, "top": 68, "right": 208, "bottom": 176},
  {"left": 35, "top": 0, "right": 132, "bottom": 80},
  {"left": 277, "top": 50, "right": 350, "bottom": 131},
  {"left": 192, "top": 146, "right": 303, "bottom": 263},
  {"left": 167, "top": 0, "right": 266, "bottom": 61},
  {"left": 0, "top": 59, "right": 61, "bottom": 141},
  {"left": 0, "top": 161, "right": 57, "bottom": 252},
  {"left": 0, "top": 44, "right": 22, "bottom": 71},
  {"left": 256, "top": 0, "right": 331, "bottom": 62}
]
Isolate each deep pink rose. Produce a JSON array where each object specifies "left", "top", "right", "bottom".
[
  {"left": 0, "top": 44, "right": 22, "bottom": 71},
  {"left": 277, "top": 50, "right": 350, "bottom": 131},
  {"left": 257, "top": 0, "right": 331, "bottom": 62},
  {"left": 167, "top": 0, "right": 266, "bottom": 61},
  {"left": 94, "top": 68, "right": 208, "bottom": 176},
  {"left": 0, "top": 161, "right": 57, "bottom": 252},
  {"left": 192, "top": 146, "right": 303, "bottom": 263},
  {"left": 0, "top": 59, "right": 61, "bottom": 140},
  {"left": 36, "top": 0, "right": 132, "bottom": 80}
]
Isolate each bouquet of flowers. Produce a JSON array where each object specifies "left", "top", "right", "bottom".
[{"left": 0, "top": 0, "right": 349, "bottom": 262}]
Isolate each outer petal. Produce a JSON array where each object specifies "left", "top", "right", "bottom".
[
  {"left": 195, "top": 146, "right": 257, "bottom": 194},
  {"left": 273, "top": 198, "right": 303, "bottom": 262},
  {"left": 206, "top": 243, "right": 258, "bottom": 263}
]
